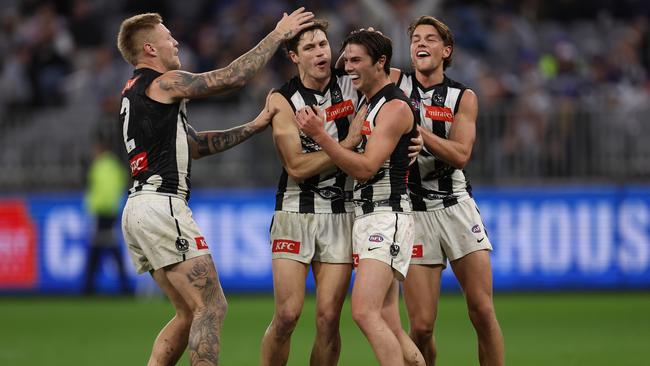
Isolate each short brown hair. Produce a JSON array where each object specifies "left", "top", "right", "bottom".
[
  {"left": 117, "top": 13, "right": 162, "bottom": 65},
  {"left": 283, "top": 19, "right": 329, "bottom": 55},
  {"left": 342, "top": 30, "right": 392, "bottom": 75},
  {"left": 407, "top": 16, "right": 454, "bottom": 70}
]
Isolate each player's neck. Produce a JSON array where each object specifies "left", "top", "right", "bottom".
[
  {"left": 301, "top": 74, "right": 330, "bottom": 92},
  {"left": 415, "top": 68, "right": 444, "bottom": 88},
  {"left": 363, "top": 74, "right": 391, "bottom": 100},
  {"left": 135, "top": 59, "right": 168, "bottom": 74}
]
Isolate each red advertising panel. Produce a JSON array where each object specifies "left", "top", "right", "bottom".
[{"left": 0, "top": 200, "right": 37, "bottom": 288}]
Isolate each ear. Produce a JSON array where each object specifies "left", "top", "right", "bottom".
[
  {"left": 442, "top": 45, "right": 452, "bottom": 59},
  {"left": 288, "top": 50, "right": 299, "bottom": 64},
  {"left": 376, "top": 55, "right": 387, "bottom": 71},
  {"left": 143, "top": 42, "right": 157, "bottom": 57}
]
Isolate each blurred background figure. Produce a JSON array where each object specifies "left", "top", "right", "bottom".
[{"left": 82, "top": 134, "right": 129, "bottom": 296}]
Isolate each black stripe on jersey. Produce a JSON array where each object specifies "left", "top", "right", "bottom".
[
  {"left": 361, "top": 185, "right": 374, "bottom": 215},
  {"left": 430, "top": 85, "right": 453, "bottom": 193},
  {"left": 330, "top": 80, "right": 348, "bottom": 213},
  {"left": 408, "top": 166, "right": 427, "bottom": 211},
  {"left": 466, "top": 174, "right": 473, "bottom": 198},
  {"left": 275, "top": 171, "right": 288, "bottom": 211}
]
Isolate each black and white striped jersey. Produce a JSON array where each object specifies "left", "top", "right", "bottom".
[
  {"left": 353, "top": 83, "right": 418, "bottom": 217},
  {"left": 396, "top": 72, "right": 472, "bottom": 211},
  {"left": 119, "top": 68, "right": 192, "bottom": 201},
  {"left": 274, "top": 69, "right": 361, "bottom": 214}
]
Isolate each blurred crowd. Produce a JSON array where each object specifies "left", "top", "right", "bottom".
[{"left": 1, "top": 0, "right": 649, "bottom": 189}]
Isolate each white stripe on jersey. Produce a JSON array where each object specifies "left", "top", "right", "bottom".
[{"left": 175, "top": 100, "right": 189, "bottom": 196}]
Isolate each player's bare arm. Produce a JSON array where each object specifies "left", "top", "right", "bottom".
[
  {"left": 187, "top": 91, "right": 277, "bottom": 159},
  {"left": 151, "top": 8, "right": 314, "bottom": 102},
  {"left": 297, "top": 100, "right": 412, "bottom": 181},
  {"left": 271, "top": 93, "right": 360, "bottom": 182},
  {"left": 419, "top": 89, "right": 477, "bottom": 168}
]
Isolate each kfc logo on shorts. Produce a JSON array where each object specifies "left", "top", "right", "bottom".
[
  {"left": 369, "top": 234, "right": 384, "bottom": 242},
  {"left": 195, "top": 236, "right": 209, "bottom": 250},
  {"left": 325, "top": 100, "right": 354, "bottom": 121},
  {"left": 129, "top": 152, "right": 148, "bottom": 176},
  {"left": 424, "top": 105, "right": 454, "bottom": 122},
  {"left": 412, "top": 244, "right": 423, "bottom": 258},
  {"left": 471, "top": 224, "right": 482, "bottom": 234},
  {"left": 352, "top": 254, "right": 359, "bottom": 267},
  {"left": 272, "top": 239, "right": 301, "bottom": 254}
]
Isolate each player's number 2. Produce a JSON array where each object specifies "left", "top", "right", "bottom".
[{"left": 120, "top": 97, "right": 136, "bottom": 153}]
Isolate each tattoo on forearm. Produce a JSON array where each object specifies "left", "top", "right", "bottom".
[
  {"left": 194, "top": 123, "right": 257, "bottom": 157},
  {"left": 157, "top": 32, "right": 281, "bottom": 98}
]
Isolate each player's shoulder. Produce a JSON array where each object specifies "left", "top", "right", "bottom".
[{"left": 443, "top": 75, "right": 470, "bottom": 91}]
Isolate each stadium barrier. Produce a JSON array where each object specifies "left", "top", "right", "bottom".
[{"left": 1, "top": 187, "right": 649, "bottom": 294}]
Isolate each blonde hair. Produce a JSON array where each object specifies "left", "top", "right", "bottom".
[{"left": 117, "top": 13, "right": 162, "bottom": 65}]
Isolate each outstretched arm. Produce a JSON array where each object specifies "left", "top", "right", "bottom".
[
  {"left": 150, "top": 8, "right": 314, "bottom": 103},
  {"left": 187, "top": 91, "right": 276, "bottom": 159}
]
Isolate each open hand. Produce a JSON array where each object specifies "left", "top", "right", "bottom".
[
  {"left": 295, "top": 105, "right": 326, "bottom": 138},
  {"left": 274, "top": 7, "right": 315, "bottom": 40}
]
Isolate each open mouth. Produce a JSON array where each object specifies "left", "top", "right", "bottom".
[
  {"left": 416, "top": 51, "right": 431, "bottom": 58},
  {"left": 349, "top": 74, "right": 360, "bottom": 80},
  {"left": 316, "top": 60, "right": 328, "bottom": 68}
]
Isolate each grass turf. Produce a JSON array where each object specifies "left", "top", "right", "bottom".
[{"left": 0, "top": 292, "right": 648, "bottom": 365}]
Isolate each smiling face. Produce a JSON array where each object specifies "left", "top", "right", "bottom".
[
  {"left": 290, "top": 29, "right": 332, "bottom": 87},
  {"left": 343, "top": 43, "right": 386, "bottom": 96},
  {"left": 410, "top": 24, "right": 451, "bottom": 75},
  {"left": 147, "top": 23, "right": 180, "bottom": 71}
]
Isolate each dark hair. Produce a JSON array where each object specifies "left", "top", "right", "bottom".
[
  {"left": 283, "top": 19, "right": 329, "bottom": 55},
  {"left": 341, "top": 30, "right": 392, "bottom": 74},
  {"left": 407, "top": 15, "right": 454, "bottom": 70}
]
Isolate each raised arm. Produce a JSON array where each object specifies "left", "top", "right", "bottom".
[
  {"left": 150, "top": 8, "right": 314, "bottom": 103},
  {"left": 419, "top": 89, "right": 477, "bottom": 168},
  {"left": 271, "top": 94, "right": 362, "bottom": 182},
  {"left": 187, "top": 91, "right": 277, "bottom": 159}
]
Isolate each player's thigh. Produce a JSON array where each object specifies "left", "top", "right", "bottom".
[
  {"left": 351, "top": 259, "right": 395, "bottom": 313},
  {"left": 164, "top": 254, "right": 224, "bottom": 311},
  {"left": 151, "top": 268, "right": 192, "bottom": 316},
  {"left": 403, "top": 264, "right": 443, "bottom": 325},
  {"left": 271, "top": 258, "right": 310, "bottom": 312},
  {"left": 312, "top": 262, "right": 352, "bottom": 313},
  {"left": 450, "top": 249, "right": 494, "bottom": 304}
]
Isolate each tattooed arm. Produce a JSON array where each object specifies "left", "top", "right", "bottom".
[
  {"left": 149, "top": 8, "right": 314, "bottom": 103},
  {"left": 187, "top": 90, "right": 277, "bottom": 159}
]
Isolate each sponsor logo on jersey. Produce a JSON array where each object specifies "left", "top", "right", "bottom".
[
  {"left": 325, "top": 100, "right": 354, "bottom": 121},
  {"left": 369, "top": 234, "right": 384, "bottom": 242},
  {"left": 129, "top": 152, "right": 148, "bottom": 176},
  {"left": 424, "top": 105, "right": 454, "bottom": 122},
  {"left": 272, "top": 239, "right": 301, "bottom": 254},
  {"left": 195, "top": 236, "right": 209, "bottom": 250},
  {"left": 352, "top": 254, "right": 359, "bottom": 267},
  {"left": 412, "top": 244, "right": 423, "bottom": 258},
  {"left": 121, "top": 75, "right": 141, "bottom": 95},
  {"left": 471, "top": 224, "right": 482, "bottom": 233},
  {"left": 361, "top": 120, "right": 372, "bottom": 135}
]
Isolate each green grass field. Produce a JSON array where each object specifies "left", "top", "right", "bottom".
[{"left": 1, "top": 292, "right": 648, "bottom": 365}]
